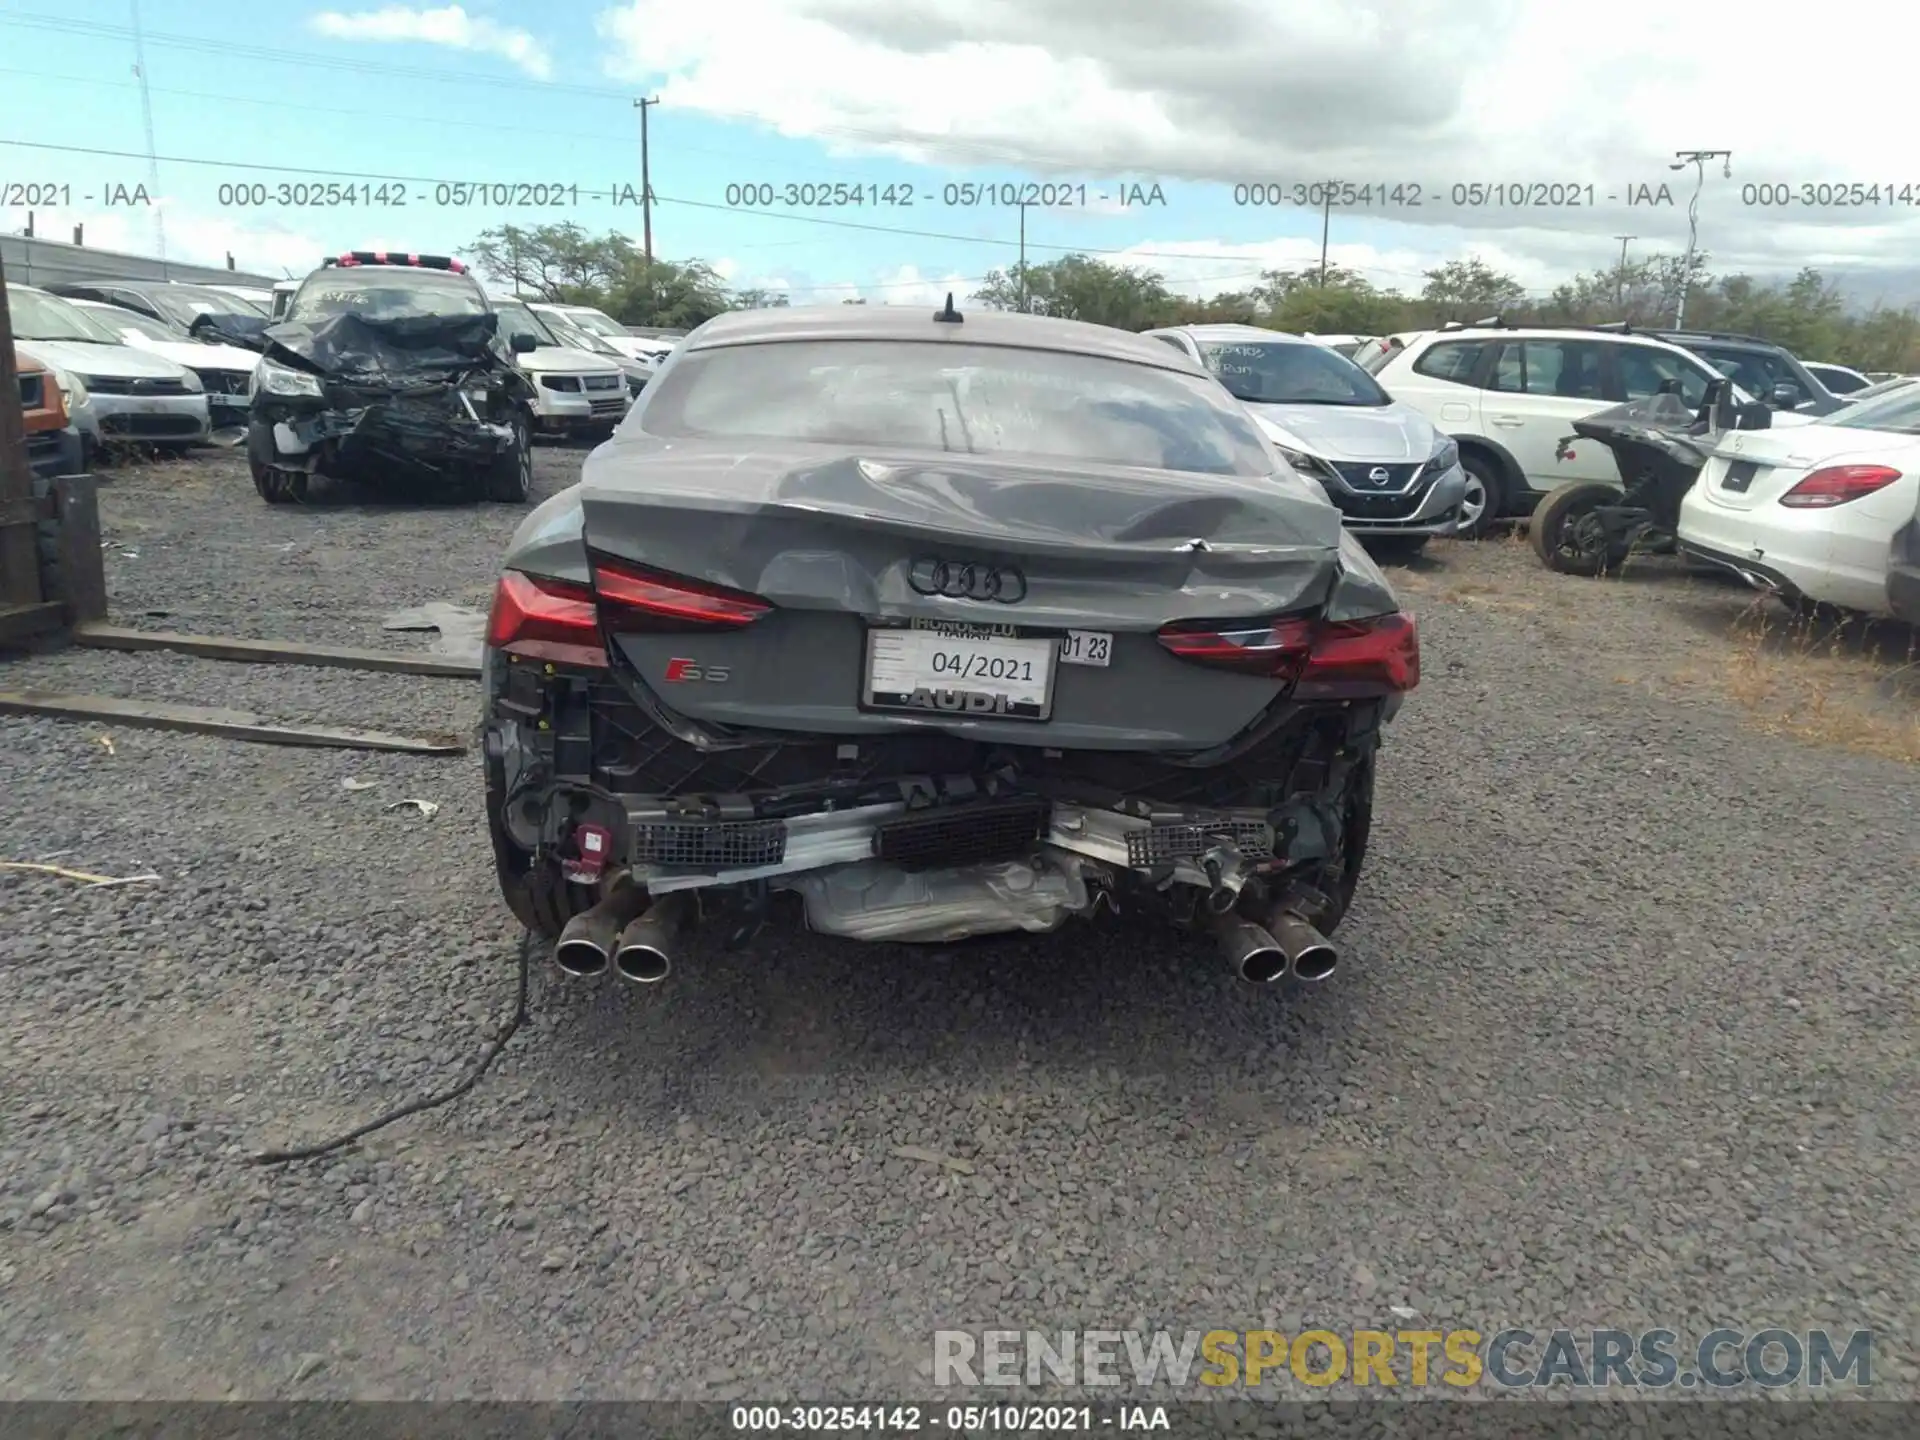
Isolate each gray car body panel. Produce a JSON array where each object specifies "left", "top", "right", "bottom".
[{"left": 499, "top": 305, "right": 1400, "bottom": 751}]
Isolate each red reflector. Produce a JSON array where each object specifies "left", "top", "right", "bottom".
[
  {"left": 1778, "top": 464, "right": 1901, "bottom": 508},
  {"left": 485, "top": 570, "right": 608, "bottom": 667},
  {"left": 588, "top": 552, "right": 771, "bottom": 630},
  {"left": 1157, "top": 611, "right": 1419, "bottom": 695}
]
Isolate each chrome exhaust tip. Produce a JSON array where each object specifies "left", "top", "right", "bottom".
[
  {"left": 1269, "top": 910, "right": 1339, "bottom": 984},
  {"left": 1211, "top": 913, "right": 1291, "bottom": 985},
  {"left": 554, "top": 875, "right": 646, "bottom": 979},
  {"left": 613, "top": 892, "right": 695, "bottom": 985}
]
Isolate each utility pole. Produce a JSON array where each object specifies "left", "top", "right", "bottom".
[
  {"left": 1317, "top": 183, "right": 1333, "bottom": 286},
  {"left": 1015, "top": 200, "right": 1036, "bottom": 312},
  {"left": 634, "top": 97, "right": 660, "bottom": 267},
  {"left": 130, "top": 0, "right": 167, "bottom": 273},
  {"left": 1613, "top": 235, "right": 1635, "bottom": 307},
  {"left": 1670, "top": 149, "right": 1730, "bottom": 328}
]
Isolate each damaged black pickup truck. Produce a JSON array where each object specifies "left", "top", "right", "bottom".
[{"left": 246, "top": 252, "right": 538, "bottom": 505}]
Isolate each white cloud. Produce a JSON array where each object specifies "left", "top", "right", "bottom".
[
  {"left": 592, "top": 0, "right": 1920, "bottom": 277},
  {"left": 311, "top": 5, "right": 553, "bottom": 79}
]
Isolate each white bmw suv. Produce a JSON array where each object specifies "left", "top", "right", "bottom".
[{"left": 1360, "top": 323, "right": 1767, "bottom": 536}]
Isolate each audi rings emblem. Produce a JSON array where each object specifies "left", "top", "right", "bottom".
[{"left": 908, "top": 556, "right": 1027, "bottom": 603}]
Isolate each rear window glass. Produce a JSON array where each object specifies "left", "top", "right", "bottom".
[
  {"left": 1410, "top": 340, "right": 1486, "bottom": 384},
  {"left": 639, "top": 339, "right": 1280, "bottom": 476},
  {"left": 289, "top": 268, "right": 488, "bottom": 322}
]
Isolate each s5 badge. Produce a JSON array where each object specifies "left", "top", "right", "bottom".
[{"left": 663, "top": 657, "right": 729, "bottom": 683}]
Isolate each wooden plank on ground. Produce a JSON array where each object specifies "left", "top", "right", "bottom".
[
  {"left": 0, "top": 602, "right": 66, "bottom": 646},
  {"left": 71, "top": 622, "right": 483, "bottom": 678},
  {"left": 0, "top": 689, "right": 466, "bottom": 754}
]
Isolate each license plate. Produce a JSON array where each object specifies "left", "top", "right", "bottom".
[
  {"left": 863, "top": 625, "right": 1055, "bottom": 721},
  {"left": 1059, "top": 630, "right": 1112, "bottom": 667},
  {"left": 1721, "top": 460, "right": 1759, "bottom": 492}
]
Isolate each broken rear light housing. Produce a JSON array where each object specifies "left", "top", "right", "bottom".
[
  {"left": 485, "top": 570, "right": 608, "bottom": 668},
  {"left": 1157, "top": 610, "right": 1419, "bottom": 695},
  {"left": 587, "top": 550, "right": 772, "bottom": 632},
  {"left": 1777, "top": 464, "right": 1902, "bottom": 508}
]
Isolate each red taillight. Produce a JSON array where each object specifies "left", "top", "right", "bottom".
[
  {"left": 1157, "top": 611, "right": 1419, "bottom": 695},
  {"left": 1297, "top": 612, "right": 1419, "bottom": 695},
  {"left": 1778, "top": 464, "right": 1901, "bottom": 508},
  {"left": 588, "top": 551, "right": 771, "bottom": 631},
  {"left": 485, "top": 570, "right": 608, "bottom": 668},
  {"left": 1155, "top": 616, "right": 1317, "bottom": 679}
]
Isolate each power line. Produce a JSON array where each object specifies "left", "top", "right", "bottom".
[{"left": 0, "top": 136, "right": 1453, "bottom": 282}]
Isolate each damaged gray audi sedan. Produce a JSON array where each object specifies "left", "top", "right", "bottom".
[{"left": 482, "top": 299, "right": 1419, "bottom": 989}]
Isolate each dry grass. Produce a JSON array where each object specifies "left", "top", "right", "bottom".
[{"left": 1709, "top": 598, "right": 1920, "bottom": 764}]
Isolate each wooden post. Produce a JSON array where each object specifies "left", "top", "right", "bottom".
[
  {"left": 0, "top": 250, "right": 46, "bottom": 614},
  {"left": 52, "top": 474, "right": 107, "bottom": 623}
]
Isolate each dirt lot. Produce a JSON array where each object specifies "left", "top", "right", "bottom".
[{"left": 2, "top": 448, "right": 1916, "bottom": 1401}]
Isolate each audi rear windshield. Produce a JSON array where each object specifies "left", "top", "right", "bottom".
[{"left": 638, "top": 339, "right": 1279, "bottom": 476}]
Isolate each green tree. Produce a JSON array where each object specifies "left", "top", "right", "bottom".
[
  {"left": 605, "top": 258, "right": 737, "bottom": 328},
  {"left": 972, "top": 254, "right": 1175, "bottom": 330},
  {"left": 731, "top": 287, "right": 791, "bottom": 309},
  {"left": 467, "top": 223, "right": 635, "bottom": 300},
  {"left": 1419, "top": 258, "right": 1528, "bottom": 318}
]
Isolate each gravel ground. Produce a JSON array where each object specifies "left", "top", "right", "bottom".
[{"left": 2, "top": 448, "right": 1916, "bottom": 1404}]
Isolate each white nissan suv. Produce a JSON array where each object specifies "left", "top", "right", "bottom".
[{"left": 1360, "top": 323, "right": 1770, "bottom": 536}]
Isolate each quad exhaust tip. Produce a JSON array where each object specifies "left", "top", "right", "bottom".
[
  {"left": 612, "top": 892, "right": 695, "bottom": 986},
  {"left": 1270, "top": 910, "right": 1339, "bottom": 983},
  {"left": 1211, "top": 907, "right": 1340, "bottom": 985},
  {"left": 554, "top": 875, "right": 648, "bottom": 979}
]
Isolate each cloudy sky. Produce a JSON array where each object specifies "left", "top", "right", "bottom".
[{"left": 3, "top": 0, "right": 1915, "bottom": 305}]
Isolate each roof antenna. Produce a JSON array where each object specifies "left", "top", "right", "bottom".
[{"left": 933, "top": 292, "right": 963, "bottom": 324}]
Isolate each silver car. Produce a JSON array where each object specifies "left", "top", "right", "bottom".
[
  {"left": 9, "top": 284, "right": 210, "bottom": 452},
  {"left": 1143, "top": 324, "right": 1467, "bottom": 556}
]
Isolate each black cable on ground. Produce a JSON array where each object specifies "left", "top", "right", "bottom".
[{"left": 248, "top": 927, "right": 537, "bottom": 1166}]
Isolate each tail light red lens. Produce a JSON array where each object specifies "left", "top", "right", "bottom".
[
  {"left": 588, "top": 551, "right": 771, "bottom": 631},
  {"left": 1778, "top": 464, "right": 1901, "bottom": 508},
  {"left": 1157, "top": 610, "right": 1419, "bottom": 695},
  {"left": 485, "top": 570, "right": 608, "bottom": 668},
  {"left": 1155, "top": 617, "right": 1317, "bottom": 679}
]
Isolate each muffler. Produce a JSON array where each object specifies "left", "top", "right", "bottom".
[
  {"left": 613, "top": 891, "right": 696, "bottom": 985},
  {"left": 554, "top": 875, "right": 648, "bottom": 979},
  {"left": 1269, "top": 909, "right": 1339, "bottom": 984},
  {"left": 1211, "top": 912, "right": 1291, "bottom": 985}
]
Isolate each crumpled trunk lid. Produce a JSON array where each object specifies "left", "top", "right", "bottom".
[
  {"left": 568, "top": 438, "right": 1355, "bottom": 750},
  {"left": 575, "top": 438, "right": 1344, "bottom": 627}
]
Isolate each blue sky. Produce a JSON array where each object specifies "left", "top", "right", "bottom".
[{"left": 3, "top": 0, "right": 1913, "bottom": 307}]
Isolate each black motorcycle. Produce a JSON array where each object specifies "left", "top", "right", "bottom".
[{"left": 1531, "top": 378, "right": 1774, "bottom": 576}]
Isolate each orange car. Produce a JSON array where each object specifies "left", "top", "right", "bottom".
[{"left": 14, "top": 347, "right": 85, "bottom": 476}]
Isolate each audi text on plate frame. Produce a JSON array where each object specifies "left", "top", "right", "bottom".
[{"left": 860, "top": 620, "right": 1115, "bottom": 723}]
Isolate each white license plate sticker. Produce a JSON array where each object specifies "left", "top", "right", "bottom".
[
  {"left": 864, "top": 627, "right": 1055, "bottom": 721},
  {"left": 1059, "top": 630, "right": 1112, "bottom": 667}
]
